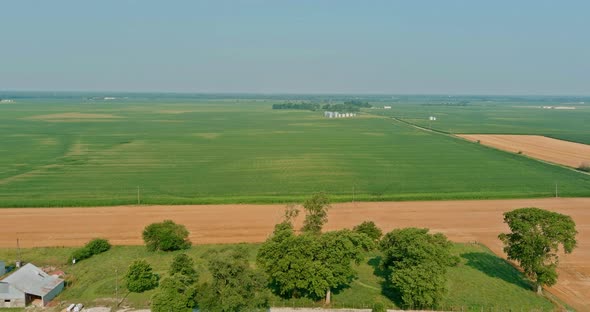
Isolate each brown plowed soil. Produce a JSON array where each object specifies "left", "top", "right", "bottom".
[
  {"left": 457, "top": 134, "right": 590, "bottom": 168},
  {"left": 1, "top": 198, "right": 589, "bottom": 310}
]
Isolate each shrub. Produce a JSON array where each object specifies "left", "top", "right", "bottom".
[
  {"left": 372, "top": 301, "right": 386, "bottom": 312},
  {"left": 70, "top": 238, "right": 111, "bottom": 262},
  {"left": 86, "top": 238, "right": 111, "bottom": 254},
  {"left": 143, "top": 220, "right": 191, "bottom": 251},
  {"left": 71, "top": 247, "right": 92, "bottom": 262},
  {"left": 578, "top": 162, "right": 590, "bottom": 172}
]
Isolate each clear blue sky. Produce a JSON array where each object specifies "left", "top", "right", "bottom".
[{"left": 1, "top": 0, "right": 589, "bottom": 95}]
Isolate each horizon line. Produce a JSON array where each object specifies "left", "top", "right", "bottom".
[{"left": 1, "top": 89, "right": 589, "bottom": 98}]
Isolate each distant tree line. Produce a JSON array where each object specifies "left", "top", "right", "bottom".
[
  {"left": 323, "top": 100, "right": 371, "bottom": 112},
  {"left": 422, "top": 101, "right": 470, "bottom": 106},
  {"left": 273, "top": 100, "right": 372, "bottom": 112},
  {"left": 343, "top": 100, "right": 372, "bottom": 107},
  {"left": 272, "top": 102, "right": 321, "bottom": 111}
]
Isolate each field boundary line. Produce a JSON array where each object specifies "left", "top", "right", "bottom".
[{"left": 389, "top": 117, "right": 590, "bottom": 177}]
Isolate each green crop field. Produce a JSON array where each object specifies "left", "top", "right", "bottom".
[
  {"left": 369, "top": 96, "right": 590, "bottom": 144},
  {"left": 0, "top": 243, "right": 555, "bottom": 310},
  {"left": 1, "top": 93, "right": 589, "bottom": 207}
]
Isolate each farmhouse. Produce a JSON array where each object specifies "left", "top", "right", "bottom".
[{"left": 0, "top": 263, "right": 64, "bottom": 308}]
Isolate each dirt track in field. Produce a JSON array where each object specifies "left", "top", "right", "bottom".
[
  {"left": 1, "top": 198, "right": 589, "bottom": 310},
  {"left": 458, "top": 134, "right": 590, "bottom": 168}
]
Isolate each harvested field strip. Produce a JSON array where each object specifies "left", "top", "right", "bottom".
[
  {"left": 0, "top": 198, "right": 588, "bottom": 310},
  {"left": 457, "top": 134, "right": 590, "bottom": 168}
]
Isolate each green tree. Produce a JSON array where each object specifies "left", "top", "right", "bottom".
[
  {"left": 301, "top": 192, "right": 330, "bottom": 234},
  {"left": 142, "top": 220, "right": 191, "bottom": 252},
  {"left": 151, "top": 276, "right": 197, "bottom": 312},
  {"left": 498, "top": 207, "right": 577, "bottom": 294},
  {"left": 169, "top": 253, "right": 198, "bottom": 284},
  {"left": 198, "top": 247, "right": 269, "bottom": 311},
  {"left": 152, "top": 254, "right": 199, "bottom": 312},
  {"left": 125, "top": 260, "right": 160, "bottom": 293},
  {"left": 353, "top": 221, "right": 383, "bottom": 242},
  {"left": 380, "top": 228, "right": 457, "bottom": 309},
  {"left": 257, "top": 222, "right": 372, "bottom": 303}
]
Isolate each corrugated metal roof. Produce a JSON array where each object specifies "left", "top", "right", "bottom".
[
  {"left": 0, "top": 281, "right": 24, "bottom": 300},
  {"left": 1, "top": 263, "right": 63, "bottom": 297}
]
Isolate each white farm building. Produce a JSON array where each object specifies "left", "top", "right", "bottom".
[{"left": 0, "top": 263, "right": 64, "bottom": 308}]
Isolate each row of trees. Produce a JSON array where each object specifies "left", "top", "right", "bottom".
[
  {"left": 125, "top": 247, "right": 270, "bottom": 311},
  {"left": 258, "top": 193, "right": 458, "bottom": 308},
  {"left": 272, "top": 100, "right": 372, "bottom": 112},
  {"left": 272, "top": 102, "right": 321, "bottom": 111},
  {"left": 119, "top": 194, "right": 577, "bottom": 310},
  {"left": 343, "top": 100, "right": 372, "bottom": 107}
]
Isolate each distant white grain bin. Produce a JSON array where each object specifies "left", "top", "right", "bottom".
[
  {"left": 429, "top": 116, "right": 437, "bottom": 121},
  {"left": 384, "top": 106, "right": 392, "bottom": 109}
]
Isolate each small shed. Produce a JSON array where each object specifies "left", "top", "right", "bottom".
[{"left": 0, "top": 263, "right": 64, "bottom": 307}]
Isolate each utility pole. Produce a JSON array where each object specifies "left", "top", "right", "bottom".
[
  {"left": 137, "top": 186, "right": 140, "bottom": 205},
  {"left": 115, "top": 266, "right": 119, "bottom": 306},
  {"left": 16, "top": 237, "right": 21, "bottom": 267},
  {"left": 555, "top": 183, "right": 558, "bottom": 198},
  {"left": 352, "top": 185, "right": 355, "bottom": 205}
]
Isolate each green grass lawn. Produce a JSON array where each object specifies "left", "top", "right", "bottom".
[
  {"left": 1, "top": 96, "right": 590, "bottom": 207},
  {"left": 0, "top": 243, "right": 555, "bottom": 311}
]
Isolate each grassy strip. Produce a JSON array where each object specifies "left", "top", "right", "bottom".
[{"left": 0, "top": 191, "right": 584, "bottom": 208}]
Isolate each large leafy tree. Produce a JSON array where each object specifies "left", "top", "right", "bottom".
[
  {"left": 142, "top": 220, "right": 191, "bottom": 252},
  {"left": 257, "top": 221, "right": 372, "bottom": 303},
  {"left": 151, "top": 276, "right": 197, "bottom": 312},
  {"left": 198, "top": 247, "right": 270, "bottom": 311},
  {"left": 152, "top": 254, "right": 199, "bottom": 312},
  {"left": 498, "top": 207, "right": 577, "bottom": 294},
  {"left": 301, "top": 192, "right": 330, "bottom": 234},
  {"left": 380, "top": 228, "right": 457, "bottom": 309},
  {"left": 125, "top": 260, "right": 160, "bottom": 293}
]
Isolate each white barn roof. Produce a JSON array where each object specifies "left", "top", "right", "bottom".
[{"left": 1, "top": 263, "right": 63, "bottom": 297}]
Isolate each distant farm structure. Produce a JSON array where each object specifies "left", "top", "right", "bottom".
[
  {"left": 324, "top": 111, "right": 357, "bottom": 118},
  {"left": 542, "top": 106, "right": 576, "bottom": 110}
]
